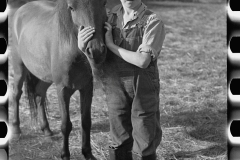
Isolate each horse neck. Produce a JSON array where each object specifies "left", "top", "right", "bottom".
[{"left": 56, "top": 0, "right": 75, "bottom": 44}]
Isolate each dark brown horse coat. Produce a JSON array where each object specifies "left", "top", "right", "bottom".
[{"left": 10, "top": 0, "right": 107, "bottom": 159}]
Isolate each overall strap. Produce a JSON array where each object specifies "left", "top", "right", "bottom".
[
  {"left": 108, "top": 13, "right": 118, "bottom": 28},
  {"left": 137, "top": 9, "right": 154, "bottom": 37},
  {"left": 138, "top": 9, "right": 154, "bottom": 27},
  {"left": 108, "top": 5, "right": 121, "bottom": 28}
]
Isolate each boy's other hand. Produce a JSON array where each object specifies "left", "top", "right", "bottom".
[{"left": 104, "top": 22, "right": 114, "bottom": 48}]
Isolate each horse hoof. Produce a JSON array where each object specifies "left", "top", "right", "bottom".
[
  {"left": 44, "top": 129, "right": 53, "bottom": 137},
  {"left": 11, "top": 133, "right": 21, "bottom": 140},
  {"left": 43, "top": 135, "right": 53, "bottom": 142},
  {"left": 10, "top": 126, "right": 21, "bottom": 139},
  {"left": 61, "top": 152, "right": 70, "bottom": 160},
  {"left": 85, "top": 153, "right": 97, "bottom": 160},
  {"left": 61, "top": 157, "right": 70, "bottom": 160}
]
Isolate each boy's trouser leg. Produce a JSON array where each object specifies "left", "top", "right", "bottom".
[
  {"left": 104, "top": 79, "right": 133, "bottom": 160},
  {"left": 131, "top": 71, "right": 162, "bottom": 158}
]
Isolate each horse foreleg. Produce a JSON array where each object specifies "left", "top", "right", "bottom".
[
  {"left": 79, "top": 79, "right": 96, "bottom": 160},
  {"left": 10, "top": 62, "right": 27, "bottom": 138},
  {"left": 56, "top": 86, "right": 74, "bottom": 160}
]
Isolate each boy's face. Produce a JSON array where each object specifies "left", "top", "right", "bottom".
[{"left": 120, "top": 0, "right": 142, "bottom": 9}]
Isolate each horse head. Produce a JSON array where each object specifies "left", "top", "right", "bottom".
[{"left": 66, "top": 0, "right": 107, "bottom": 66}]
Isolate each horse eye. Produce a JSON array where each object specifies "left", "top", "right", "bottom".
[{"left": 103, "top": 1, "right": 107, "bottom": 6}]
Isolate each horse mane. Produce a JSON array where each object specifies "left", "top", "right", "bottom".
[
  {"left": 56, "top": 0, "right": 75, "bottom": 43},
  {"left": 55, "top": 0, "right": 91, "bottom": 65}
]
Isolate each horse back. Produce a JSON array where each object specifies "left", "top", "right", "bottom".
[{"left": 13, "top": 1, "right": 56, "bottom": 40}]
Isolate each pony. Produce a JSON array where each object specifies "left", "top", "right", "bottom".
[{"left": 10, "top": 0, "right": 107, "bottom": 159}]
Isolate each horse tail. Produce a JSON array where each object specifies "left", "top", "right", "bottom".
[{"left": 24, "top": 72, "right": 48, "bottom": 125}]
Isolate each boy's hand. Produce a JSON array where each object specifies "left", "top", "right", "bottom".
[
  {"left": 104, "top": 22, "right": 114, "bottom": 47},
  {"left": 78, "top": 26, "right": 95, "bottom": 52}
]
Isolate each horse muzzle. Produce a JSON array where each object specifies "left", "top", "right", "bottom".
[{"left": 85, "top": 39, "right": 107, "bottom": 65}]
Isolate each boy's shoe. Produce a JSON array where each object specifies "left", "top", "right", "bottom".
[{"left": 109, "top": 145, "right": 133, "bottom": 160}]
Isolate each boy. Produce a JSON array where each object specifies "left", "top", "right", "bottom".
[{"left": 78, "top": 0, "right": 165, "bottom": 159}]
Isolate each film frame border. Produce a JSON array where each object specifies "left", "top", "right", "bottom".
[
  {"left": 0, "top": 0, "right": 236, "bottom": 159},
  {"left": 228, "top": 0, "right": 240, "bottom": 159},
  {"left": 0, "top": 0, "right": 9, "bottom": 159}
]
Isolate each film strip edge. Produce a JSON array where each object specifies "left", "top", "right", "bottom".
[
  {"left": 0, "top": 0, "right": 9, "bottom": 159},
  {"left": 228, "top": 0, "right": 240, "bottom": 159}
]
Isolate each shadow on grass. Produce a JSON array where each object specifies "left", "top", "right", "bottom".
[
  {"left": 68, "top": 119, "right": 109, "bottom": 134},
  {"left": 174, "top": 145, "right": 226, "bottom": 159},
  {"left": 91, "top": 119, "right": 110, "bottom": 133},
  {"left": 19, "top": 134, "right": 37, "bottom": 140},
  {"left": 161, "top": 107, "right": 227, "bottom": 158},
  {"left": 10, "top": 133, "right": 37, "bottom": 143},
  {"left": 161, "top": 108, "right": 226, "bottom": 143}
]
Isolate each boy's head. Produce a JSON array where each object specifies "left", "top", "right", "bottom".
[{"left": 120, "top": 0, "right": 142, "bottom": 9}]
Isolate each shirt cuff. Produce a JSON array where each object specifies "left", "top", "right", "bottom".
[{"left": 137, "top": 44, "right": 158, "bottom": 61}]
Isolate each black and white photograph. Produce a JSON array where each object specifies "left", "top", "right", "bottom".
[{"left": 7, "top": 0, "right": 226, "bottom": 159}]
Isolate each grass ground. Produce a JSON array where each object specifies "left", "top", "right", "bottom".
[{"left": 8, "top": 1, "right": 227, "bottom": 160}]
